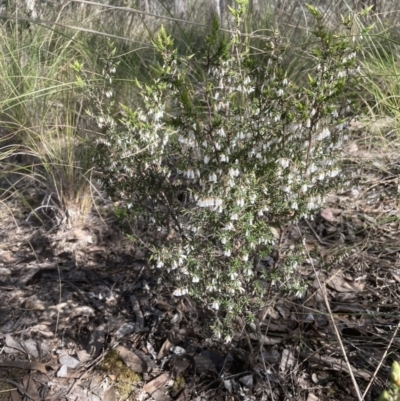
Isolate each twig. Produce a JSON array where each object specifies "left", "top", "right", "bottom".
[
  {"left": 302, "top": 236, "right": 363, "bottom": 401},
  {"left": 54, "top": 259, "right": 63, "bottom": 336},
  {"left": 362, "top": 321, "right": 400, "bottom": 399}
]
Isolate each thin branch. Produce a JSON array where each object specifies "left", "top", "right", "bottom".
[
  {"left": 302, "top": 235, "right": 363, "bottom": 401},
  {"left": 362, "top": 321, "right": 400, "bottom": 399}
]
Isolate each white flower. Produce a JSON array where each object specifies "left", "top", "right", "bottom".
[
  {"left": 173, "top": 288, "right": 188, "bottom": 296},
  {"left": 320, "top": 127, "right": 330, "bottom": 140},
  {"left": 220, "top": 153, "right": 228, "bottom": 162},
  {"left": 229, "top": 168, "right": 239, "bottom": 177},
  {"left": 276, "top": 88, "right": 284, "bottom": 97},
  {"left": 154, "top": 110, "right": 163, "bottom": 121},
  {"left": 217, "top": 128, "right": 226, "bottom": 137},
  {"left": 214, "top": 198, "right": 223, "bottom": 207},
  {"left": 156, "top": 260, "right": 164, "bottom": 268},
  {"left": 330, "top": 168, "right": 339, "bottom": 177},
  {"left": 211, "top": 302, "right": 220, "bottom": 310},
  {"left": 236, "top": 198, "right": 245, "bottom": 207},
  {"left": 224, "top": 222, "right": 235, "bottom": 231},
  {"left": 185, "top": 169, "right": 195, "bottom": 179},
  {"left": 192, "top": 276, "right": 200, "bottom": 283},
  {"left": 278, "top": 158, "right": 290, "bottom": 168},
  {"left": 224, "top": 249, "right": 231, "bottom": 257},
  {"left": 308, "top": 163, "right": 317, "bottom": 173},
  {"left": 209, "top": 173, "right": 217, "bottom": 183}
]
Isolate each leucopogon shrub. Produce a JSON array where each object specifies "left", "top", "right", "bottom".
[{"left": 92, "top": 1, "right": 369, "bottom": 339}]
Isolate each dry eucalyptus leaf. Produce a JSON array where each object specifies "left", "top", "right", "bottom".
[
  {"left": 193, "top": 355, "right": 216, "bottom": 373},
  {"left": 70, "top": 305, "right": 95, "bottom": 319},
  {"left": 10, "top": 389, "right": 22, "bottom": 401},
  {"left": 103, "top": 386, "right": 117, "bottom": 401},
  {"left": 115, "top": 322, "right": 138, "bottom": 339},
  {"left": 0, "top": 361, "right": 49, "bottom": 375},
  {"left": 77, "top": 350, "right": 92, "bottom": 363},
  {"left": 116, "top": 346, "right": 147, "bottom": 373},
  {"left": 171, "top": 346, "right": 186, "bottom": 355},
  {"left": 23, "top": 295, "right": 46, "bottom": 311},
  {"left": 17, "top": 267, "right": 40, "bottom": 286},
  {"left": 157, "top": 338, "right": 173, "bottom": 360},
  {"left": 144, "top": 373, "right": 170, "bottom": 394},
  {"left": 320, "top": 208, "right": 337, "bottom": 222},
  {"left": 22, "top": 374, "right": 40, "bottom": 400},
  {"left": 149, "top": 390, "right": 172, "bottom": 401},
  {"left": 59, "top": 355, "right": 80, "bottom": 369},
  {"left": 5, "top": 334, "right": 39, "bottom": 358},
  {"left": 307, "top": 354, "right": 371, "bottom": 380},
  {"left": 261, "top": 348, "right": 280, "bottom": 364},
  {"left": 130, "top": 295, "right": 144, "bottom": 330},
  {"left": 57, "top": 365, "right": 68, "bottom": 378},
  {"left": 280, "top": 349, "right": 295, "bottom": 373},
  {"left": 238, "top": 374, "right": 253, "bottom": 389},
  {"left": 171, "top": 355, "right": 193, "bottom": 378},
  {"left": 169, "top": 327, "right": 186, "bottom": 344},
  {"left": 327, "top": 275, "right": 364, "bottom": 293},
  {"left": 249, "top": 333, "right": 282, "bottom": 345}
]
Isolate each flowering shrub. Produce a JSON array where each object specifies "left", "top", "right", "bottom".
[{"left": 93, "top": 1, "right": 367, "bottom": 338}]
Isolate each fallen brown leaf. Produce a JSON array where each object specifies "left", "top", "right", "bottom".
[
  {"left": 144, "top": 372, "right": 170, "bottom": 394},
  {"left": 116, "top": 346, "right": 147, "bottom": 373},
  {"left": 306, "top": 353, "right": 371, "bottom": 380},
  {"left": 249, "top": 333, "right": 283, "bottom": 345},
  {"left": 0, "top": 361, "right": 50, "bottom": 375},
  {"left": 193, "top": 355, "right": 216, "bottom": 373},
  {"left": 157, "top": 338, "right": 173, "bottom": 360},
  {"left": 327, "top": 275, "right": 364, "bottom": 293},
  {"left": 22, "top": 374, "right": 40, "bottom": 399}
]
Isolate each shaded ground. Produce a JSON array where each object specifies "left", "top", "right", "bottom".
[{"left": 0, "top": 121, "right": 399, "bottom": 401}]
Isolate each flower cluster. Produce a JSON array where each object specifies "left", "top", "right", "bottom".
[{"left": 94, "top": 2, "right": 363, "bottom": 338}]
